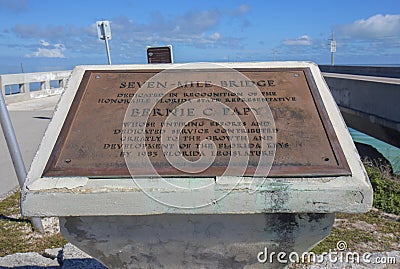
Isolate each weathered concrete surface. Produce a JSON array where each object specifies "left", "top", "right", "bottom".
[
  {"left": 323, "top": 73, "right": 400, "bottom": 148},
  {"left": 0, "top": 252, "right": 60, "bottom": 267},
  {"left": 0, "top": 243, "right": 107, "bottom": 269},
  {"left": 60, "top": 213, "right": 334, "bottom": 269},
  {"left": 0, "top": 95, "right": 59, "bottom": 198},
  {"left": 60, "top": 243, "right": 107, "bottom": 269}
]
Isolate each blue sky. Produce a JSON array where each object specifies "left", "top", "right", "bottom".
[{"left": 0, "top": 0, "right": 399, "bottom": 74}]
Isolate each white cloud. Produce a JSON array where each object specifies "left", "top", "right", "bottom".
[
  {"left": 110, "top": 12, "right": 235, "bottom": 48},
  {"left": 209, "top": 32, "right": 221, "bottom": 40},
  {"left": 228, "top": 4, "right": 250, "bottom": 16},
  {"left": 283, "top": 35, "right": 312, "bottom": 46},
  {"left": 236, "top": 4, "right": 250, "bottom": 15},
  {"left": 26, "top": 41, "right": 65, "bottom": 58},
  {"left": 0, "top": 0, "right": 28, "bottom": 12},
  {"left": 176, "top": 9, "right": 221, "bottom": 34},
  {"left": 7, "top": 7, "right": 243, "bottom": 59},
  {"left": 40, "top": 40, "right": 50, "bottom": 46},
  {"left": 337, "top": 14, "right": 400, "bottom": 39}
]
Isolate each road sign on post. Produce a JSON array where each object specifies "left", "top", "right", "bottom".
[
  {"left": 97, "top": 21, "right": 112, "bottom": 40},
  {"left": 330, "top": 31, "right": 336, "bottom": 66},
  {"left": 330, "top": 41, "right": 336, "bottom": 53},
  {"left": 97, "top": 21, "right": 112, "bottom": 65}
]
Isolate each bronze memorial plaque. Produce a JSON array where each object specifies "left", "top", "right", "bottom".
[{"left": 43, "top": 68, "right": 351, "bottom": 178}]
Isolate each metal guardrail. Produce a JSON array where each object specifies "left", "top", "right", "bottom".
[{"left": 0, "top": 70, "right": 72, "bottom": 104}]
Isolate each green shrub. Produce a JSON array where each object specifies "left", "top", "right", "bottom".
[{"left": 365, "top": 163, "right": 400, "bottom": 215}]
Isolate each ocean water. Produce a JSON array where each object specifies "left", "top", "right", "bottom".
[{"left": 349, "top": 128, "right": 400, "bottom": 174}]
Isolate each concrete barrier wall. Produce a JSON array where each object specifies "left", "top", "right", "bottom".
[
  {"left": 324, "top": 74, "right": 400, "bottom": 148},
  {"left": 320, "top": 65, "right": 400, "bottom": 78},
  {"left": 0, "top": 70, "right": 72, "bottom": 104},
  {"left": 325, "top": 76, "right": 399, "bottom": 121}
]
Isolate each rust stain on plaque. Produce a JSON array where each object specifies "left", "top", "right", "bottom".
[{"left": 43, "top": 68, "right": 351, "bottom": 177}]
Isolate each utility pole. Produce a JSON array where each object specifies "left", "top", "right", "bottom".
[
  {"left": 273, "top": 49, "right": 277, "bottom": 62},
  {"left": 330, "top": 31, "right": 336, "bottom": 66},
  {"left": 97, "top": 21, "right": 112, "bottom": 65}
]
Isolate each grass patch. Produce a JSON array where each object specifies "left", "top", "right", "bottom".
[
  {"left": 364, "top": 162, "right": 400, "bottom": 215},
  {"left": 312, "top": 162, "right": 400, "bottom": 254},
  {"left": 0, "top": 191, "right": 68, "bottom": 257},
  {"left": 0, "top": 192, "right": 20, "bottom": 216},
  {"left": 312, "top": 211, "right": 399, "bottom": 254}
]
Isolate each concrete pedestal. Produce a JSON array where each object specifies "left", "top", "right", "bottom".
[
  {"left": 60, "top": 213, "right": 334, "bottom": 269},
  {"left": 22, "top": 62, "right": 373, "bottom": 269}
]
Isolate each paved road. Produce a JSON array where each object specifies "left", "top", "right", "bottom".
[{"left": 0, "top": 95, "right": 60, "bottom": 199}]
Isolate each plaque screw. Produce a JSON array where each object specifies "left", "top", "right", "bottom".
[
  {"left": 95, "top": 75, "right": 101, "bottom": 79},
  {"left": 65, "top": 159, "right": 71, "bottom": 163},
  {"left": 323, "top": 157, "right": 330, "bottom": 162},
  {"left": 294, "top": 73, "right": 299, "bottom": 77}
]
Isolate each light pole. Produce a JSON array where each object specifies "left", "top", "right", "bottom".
[
  {"left": 330, "top": 31, "right": 336, "bottom": 66},
  {"left": 97, "top": 21, "right": 112, "bottom": 65}
]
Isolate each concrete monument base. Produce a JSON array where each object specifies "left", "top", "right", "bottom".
[
  {"left": 22, "top": 62, "right": 373, "bottom": 269},
  {"left": 60, "top": 213, "right": 334, "bottom": 269}
]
